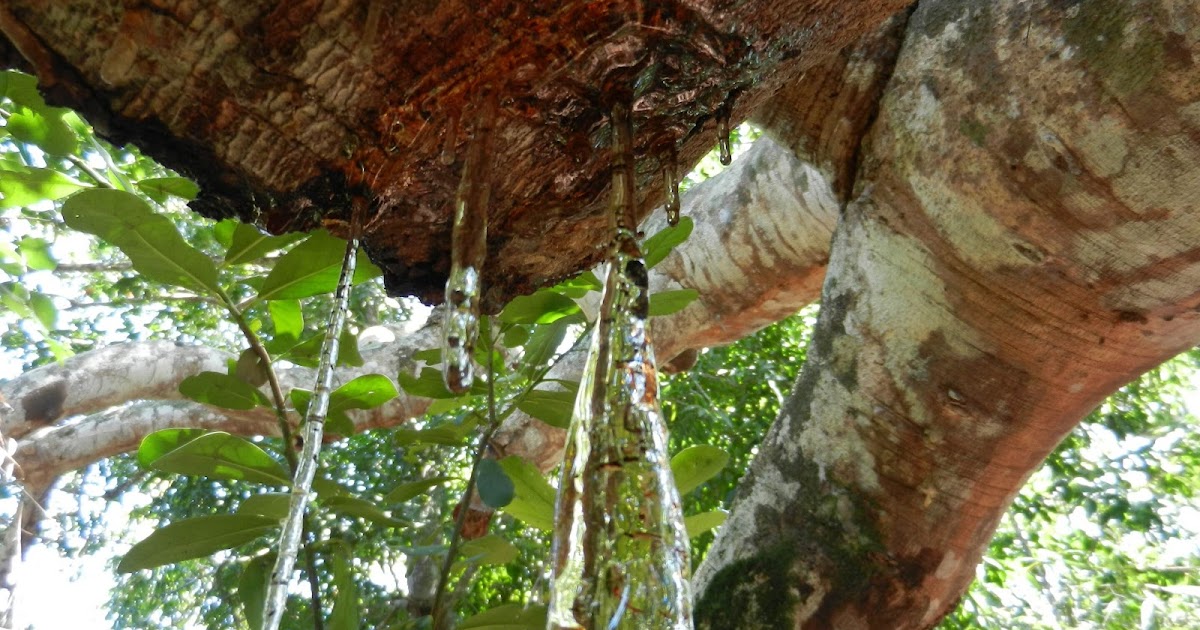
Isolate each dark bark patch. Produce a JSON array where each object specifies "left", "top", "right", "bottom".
[
  {"left": 694, "top": 542, "right": 802, "bottom": 630},
  {"left": 21, "top": 379, "right": 67, "bottom": 425},
  {"left": 1063, "top": 0, "right": 1166, "bottom": 96}
]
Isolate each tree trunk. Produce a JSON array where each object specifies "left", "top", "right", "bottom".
[
  {"left": 694, "top": 0, "right": 1200, "bottom": 627},
  {"left": 0, "top": 0, "right": 907, "bottom": 304}
]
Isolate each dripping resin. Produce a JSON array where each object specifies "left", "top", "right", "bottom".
[
  {"left": 547, "top": 102, "right": 693, "bottom": 630},
  {"left": 716, "top": 106, "right": 732, "bottom": 166},
  {"left": 443, "top": 91, "right": 497, "bottom": 394},
  {"left": 662, "top": 147, "right": 681, "bottom": 227}
]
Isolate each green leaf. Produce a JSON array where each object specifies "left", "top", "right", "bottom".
[
  {"left": 136, "top": 176, "right": 200, "bottom": 203},
  {"left": 288, "top": 387, "right": 355, "bottom": 435},
  {"left": 180, "top": 371, "right": 270, "bottom": 410},
  {"left": 213, "top": 219, "right": 238, "bottom": 248},
  {"left": 502, "top": 324, "right": 531, "bottom": 348},
  {"left": 456, "top": 534, "right": 518, "bottom": 570},
  {"left": 0, "top": 70, "right": 43, "bottom": 108},
  {"left": 0, "top": 241, "right": 23, "bottom": 275},
  {"left": 268, "top": 299, "right": 303, "bottom": 346},
  {"left": 314, "top": 374, "right": 398, "bottom": 436},
  {"left": 397, "top": 366, "right": 459, "bottom": 399},
  {"left": 6, "top": 106, "right": 79, "bottom": 156},
  {"left": 329, "top": 543, "right": 359, "bottom": 630},
  {"left": 151, "top": 431, "right": 292, "bottom": 486},
  {"left": 136, "top": 429, "right": 209, "bottom": 468},
  {"left": 515, "top": 388, "right": 576, "bottom": 429},
  {"left": 239, "top": 553, "right": 274, "bottom": 630},
  {"left": 238, "top": 493, "right": 291, "bottom": 521},
  {"left": 277, "top": 329, "right": 362, "bottom": 368},
  {"left": 497, "top": 456, "right": 555, "bottom": 532},
  {"left": 498, "top": 290, "right": 582, "bottom": 325},
  {"left": 118, "top": 514, "right": 278, "bottom": 573},
  {"left": 0, "top": 164, "right": 86, "bottom": 208},
  {"left": 383, "top": 476, "right": 454, "bottom": 505},
  {"left": 648, "top": 288, "right": 700, "bottom": 317},
  {"left": 394, "top": 426, "right": 470, "bottom": 448},
  {"left": 321, "top": 496, "right": 407, "bottom": 528},
  {"left": 17, "top": 237, "right": 56, "bottom": 271},
  {"left": 477, "top": 459, "right": 515, "bottom": 509},
  {"left": 28, "top": 292, "right": 56, "bottom": 330},
  {"left": 458, "top": 604, "right": 548, "bottom": 629},
  {"left": 61, "top": 189, "right": 221, "bottom": 294},
  {"left": 671, "top": 445, "right": 729, "bottom": 495},
  {"left": 553, "top": 272, "right": 603, "bottom": 299},
  {"left": 313, "top": 477, "right": 353, "bottom": 499},
  {"left": 643, "top": 215, "right": 693, "bottom": 269},
  {"left": 256, "top": 230, "right": 380, "bottom": 300},
  {"left": 225, "top": 223, "right": 305, "bottom": 265},
  {"left": 521, "top": 320, "right": 570, "bottom": 372},
  {"left": 331, "top": 374, "right": 397, "bottom": 412},
  {"left": 685, "top": 510, "right": 728, "bottom": 538},
  {"left": 0, "top": 283, "right": 32, "bottom": 318}
]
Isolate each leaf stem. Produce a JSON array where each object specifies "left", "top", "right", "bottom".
[
  {"left": 431, "top": 319, "right": 501, "bottom": 630},
  {"left": 217, "top": 287, "right": 298, "bottom": 472},
  {"left": 65, "top": 154, "right": 114, "bottom": 189}
]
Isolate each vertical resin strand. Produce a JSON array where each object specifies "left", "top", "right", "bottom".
[
  {"left": 547, "top": 102, "right": 693, "bottom": 630},
  {"left": 443, "top": 90, "right": 497, "bottom": 394},
  {"left": 662, "top": 146, "right": 680, "bottom": 226},
  {"left": 716, "top": 106, "right": 732, "bottom": 166}
]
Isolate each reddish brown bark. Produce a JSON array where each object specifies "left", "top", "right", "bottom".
[
  {"left": 695, "top": 0, "right": 1200, "bottom": 627},
  {"left": 0, "top": 0, "right": 907, "bottom": 305}
]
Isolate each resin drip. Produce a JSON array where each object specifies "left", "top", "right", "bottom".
[
  {"left": 662, "top": 148, "right": 680, "bottom": 226},
  {"left": 443, "top": 91, "right": 497, "bottom": 394},
  {"left": 716, "top": 107, "right": 732, "bottom": 166},
  {"left": 547, "top": 103, "right": 693, "bottom": 630},
  {"left": 441, "top": 114, "right": 458, "bottom": 166}
]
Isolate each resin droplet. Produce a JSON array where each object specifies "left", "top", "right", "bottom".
[
  {"left": 609, "top": 102, "right": 637, "bottom": 235},
  {"left": 547, "top": 100, "right": 693, "bottom": 630},
  {"left": 443, "top": 91, "right": 497, "bottom": 394},
  {"left": 440, "top": 114, "right": 458, "bottom": 166},
  {"left": 662, "top": 148, "right": 680, "bottom": 227},
  {"left": 716, "top": 107, "right": 732, "bottom": 166}
]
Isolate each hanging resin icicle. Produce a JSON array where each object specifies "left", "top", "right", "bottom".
[
  {"left": 443, "top": 91, "right": 497, "bottom": 394},
  {"left": 441, "top": 114, "right": 458, "bottom": 166},
  {"left": 716, "top": 106, "right": 732, "bottom": 166},
  {"left": 547, "top": 102, "right": 693, "bottom": 630},
  {"left": 662, "top": 147, "right": 680, "bottom": 227}
]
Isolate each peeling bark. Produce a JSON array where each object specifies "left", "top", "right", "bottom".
[
  {"left": 0, "top": 0, "right": 907, "bottom": 304},
  {"left": 695, "top": 0, "right": 1200, "bottom": 627}
]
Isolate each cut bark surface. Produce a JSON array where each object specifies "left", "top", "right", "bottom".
[{"left": 0, "top": 0, "right": 907, "bottom": 307}]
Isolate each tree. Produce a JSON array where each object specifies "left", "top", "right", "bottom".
[{"left": 2, "top": 0, "right": 1200, "bottom": 628}]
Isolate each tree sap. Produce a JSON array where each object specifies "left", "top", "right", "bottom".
[
  {"left": 547, "top": 102, "right": 693, "bottom": 630},
  {"left": 663, "top": 147, "right": 681, "bottom": 227},
  {"left": 716, "top": 107, "right": 732, "bottom": 166},
  {"left": 443, "top": 91, "right": 497, "bottom": 394},
  {"left": 441, "top": 114, "right": 458, "bottom": 166}
]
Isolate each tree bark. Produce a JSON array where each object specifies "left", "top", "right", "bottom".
[
  {"left": 694, "top": 0, "right": 1200, "bottom": 627},
  {"left": 0, "top": 0, "right": 907, "bottom": 304}
]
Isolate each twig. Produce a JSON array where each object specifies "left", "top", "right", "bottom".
[
  {"left": 431, "top": 322, "right": 499, "bottom": 630},
  {"left": 64, "top": 154, "right": 113, "bottom": 189},
  {"left": 262, "top": 212, "right": 361, "bottom": 630}
]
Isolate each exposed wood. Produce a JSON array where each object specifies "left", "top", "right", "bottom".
[{"left": 0, "top": 0, "right": 907, "bottom": 306}]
